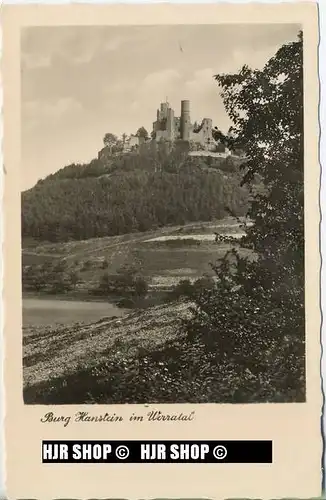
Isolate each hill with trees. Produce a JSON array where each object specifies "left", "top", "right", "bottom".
[{"left": 22, "top": 142, "right": 249, "bottom": 243}]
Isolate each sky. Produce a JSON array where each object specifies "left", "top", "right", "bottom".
[{"left": 21, "top": 23, "right": 300, "bottom": 190}]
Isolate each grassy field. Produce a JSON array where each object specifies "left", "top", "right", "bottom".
[{"left": 22, "top": 217, "right": 251, "bottom": 293}]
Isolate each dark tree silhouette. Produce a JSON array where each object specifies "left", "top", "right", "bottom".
[
  {"left": 184, "top": 32, "right": 305, "bottom": 402},
  {"left": 136, "top": 127, "right": 149, "bottom": 140},
  {"left": 103, "top": 133, "right": 118, "bottom": 153}
]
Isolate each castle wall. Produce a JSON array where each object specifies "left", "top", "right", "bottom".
[
  {"left": 190, "top": 118, "right": 214, "bottom": 149},
  {"left": 166, "top": 107, "right": 175, "bottom": 140},
  {"left": 156, "top": 130, "right": 171, "bottom": 141},
  {"left": 161, "top": 102, "right": 169, "bottom": 115},
  {"left": 152, "top": 101, "right": 215, "bottom": 148},
  {"left": 123, "top": 134, "right": 139, "bottom": 152},
  {"left": 153, "top": 102, "right": 177, "bottom": 141}
]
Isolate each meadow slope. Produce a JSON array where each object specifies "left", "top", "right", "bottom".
[
  {"left": 22, "top": 217, "right": 250, "bottom": 293},
  {"left": 23, "top": 301, "right": 192, "bottom": 403}
]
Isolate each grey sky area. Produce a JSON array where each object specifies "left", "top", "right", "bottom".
[{"left": 21, "top": 24, "right": 300, "bottom": 190}]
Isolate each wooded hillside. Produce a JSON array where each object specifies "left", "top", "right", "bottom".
[{"left": 22, "top": 149, "right": 249, "bottom": 243}]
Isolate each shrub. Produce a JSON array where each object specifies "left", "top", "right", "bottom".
[{"left": 170, "top": 279, "right": 194, "bottom": 300}]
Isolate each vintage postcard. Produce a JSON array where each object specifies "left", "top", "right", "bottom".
[{"left": 2, "top": 2, "right": 322, "bottom": 499}]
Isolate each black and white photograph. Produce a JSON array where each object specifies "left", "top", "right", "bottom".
[{"left": 21, "top": 23, "right": 305, "bottom": 405}]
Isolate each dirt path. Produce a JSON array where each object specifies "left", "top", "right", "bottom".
[{"left": 22, "top": 218, "right": 250, "bottom": 262}]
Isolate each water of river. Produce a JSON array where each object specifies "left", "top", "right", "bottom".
[{"left": 23, "top": 298, "right": 126, "bottom": 327}]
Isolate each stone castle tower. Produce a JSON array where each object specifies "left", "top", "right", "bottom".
[
  {"left": 152, "top": 99, "right": 215, "bottom": 150},
  {"left": 180, "top": 100, "right": 191, "bottom": 140}
]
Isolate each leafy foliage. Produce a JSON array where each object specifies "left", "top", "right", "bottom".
[
  {"left": 22, "top": 259, "right": 79, "bottom": 294},
  {"left": 95, "top": 265, "right": 149, "bottom": 301},
  {"left": 103, "top": 132, "right": 118, "bottom": 148},
  {"left": 23, "top": 335, "right": 302, "bottom": 404},
  {"left": 181, "top": 32, "right": 305, "bottom": 400},
  {"left": 136, "top": 126, "right": 149, "bottom": 140}
]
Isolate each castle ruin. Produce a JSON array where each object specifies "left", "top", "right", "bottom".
[
  {"left": 152, "top": 99, "right": 216, "bottom": 150},
  {"left": 110, "top": 98, "right": 233, "bottom": 158}
]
